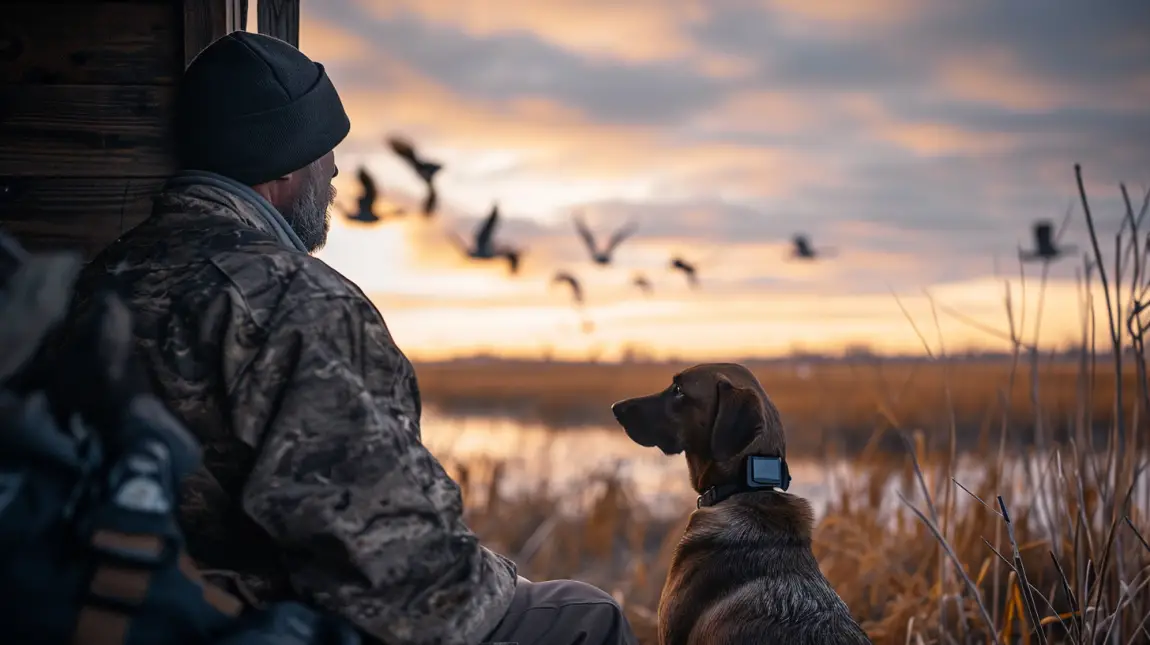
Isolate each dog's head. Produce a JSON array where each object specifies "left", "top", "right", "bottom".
[{"left": 611, "top": 363, "right": 785, "bottom": 489}]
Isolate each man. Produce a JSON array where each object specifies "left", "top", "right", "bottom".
[{"left": 69, "top": 31, "right": 636, "bottom": 645}]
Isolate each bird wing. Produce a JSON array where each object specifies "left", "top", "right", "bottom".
[
  {"left": 683, "top": 266, "right": 698, "bottom": 286},
  {"left": 357, "top": 167, "right": 378, "bottom": 203},
  {"left": 422, "top": 185, "right": 438, "bottom": 217},
  {"left": 476, "top": 204, "right": 500, "bottom": 246},
  {"left": 552, "top": 272, "right": 582, "bottom": 301},
  {"left": 604, "top": 220, "right": 638, "bottom": 254},
  {"left": 504, "top": 250, "right": 520, "bottom": 274},
  {"left": 387, "top": 136, "right": 419, "bottom": 167},
  {"left": 1033, "top": 222, "right": 1053, "bottom": 246},
  {"left": 572, "top": 213, "right": 600, "bottom": 255},
  {"left": 418, "top": 161, "right": 443, "bottom": 183}
]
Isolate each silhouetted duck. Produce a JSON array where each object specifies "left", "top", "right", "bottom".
[
  {"left": 552, "top": 271, "right": 584, "bottom": 305},
  {"left": 1019, "top": 220, "right": 1077, "bottom": 262},
  {"left": 670, "top": 256, "right": 698, "bottom": 288},
  {"left": 387, "top": 134, "right": 442, "bottom": 217},
  {"left": 574, "top": 212, "right": 638, "bottom": 265},
  {"left": 449, "top": 202, "right": 522, "bottom": 275}
]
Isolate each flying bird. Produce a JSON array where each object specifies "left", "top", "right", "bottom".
[
  {"left": 449, "top": 202, "right": 522, "bottom": 275},
  {"left": 1019, "top": 220, "right": 1077, "bottom": 262},
  {"left": 387, "top": 134, "right": 442, "bottom": 217},
  {"left": 790, "top": 234, "right": 835, "bottom": 260},
  {"left": 669, "top": 256, "right": 698, "bottom": 288},
  {"left": 552, "top": 271, "right": 584, "bottom": 306},
  {"left": 573, "top": 212, "right": 638, "bottom": 265},
  {"left": 339, "top": 166, "right": 402, "bottom": 223},
  {"left": 632, "top": 273, "right": 653, "bottom": 295}
]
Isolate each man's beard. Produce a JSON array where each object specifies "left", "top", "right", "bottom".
[{"left": 281, "top": 165, "right": 337, "bottom": 253}]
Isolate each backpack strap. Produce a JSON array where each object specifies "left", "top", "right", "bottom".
[
  {"left": 71, "top": 531, "right": 244, "bottom": 645},
  {"left": 72, "top": 530, "right": 164, "bottom": 645}
]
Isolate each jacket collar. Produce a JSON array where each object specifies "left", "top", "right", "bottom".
[{"left": 157, "top": 171, "right": 308, "bottom": 253}]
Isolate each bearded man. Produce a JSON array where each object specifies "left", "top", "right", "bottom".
[{"left": 69, "top": 31, "right": 635, "bottom": 645}]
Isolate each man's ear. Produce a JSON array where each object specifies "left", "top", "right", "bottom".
[
  {"left": 710, "top": 377, "right": 763, "bottom": 462},
  {"left": 250, "top": 173, "right": 295, "bottom": 208}
]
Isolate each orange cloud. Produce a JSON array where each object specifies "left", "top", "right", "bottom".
[
  {"left": 688, "top": 90, "right": 823, "bottom": 135},
  {"left": 935, "top": 47, "right": 1079, "bottom": 112},
  {"left": 336, "top": 56, "right": 656, "bottom": 155},
  {"left": 875, "top": 121, "right": 1020, "bottom": 157},
  {"left": 331, "top": 58, "right": 823, "bottom": 203},
  {"left": 350, "top": 0, "right": 748, "bottom": 76},
  {"left": 298, "top": 17, "right": 374, "bottom": 62},
  {"left": 766, "top": 0, "right": 928, "bottom": 29},
  {"left": 820, "top": 92, "right": 1024, "bottom": 157}
]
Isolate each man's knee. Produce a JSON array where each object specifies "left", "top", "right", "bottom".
[{"left": 483, "top": 579, "right": 636, "bottom": 645}]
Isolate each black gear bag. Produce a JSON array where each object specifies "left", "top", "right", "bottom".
[{"left": 0, "top": 230, "right": 360, "bottom": 645}]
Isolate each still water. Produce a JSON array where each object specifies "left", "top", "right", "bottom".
[
  {"left": 420, "top": 406, "right": 906, "bottom": 519},
  {"left": 419, "top": 407, "right": 1150, "bottom": 530}
]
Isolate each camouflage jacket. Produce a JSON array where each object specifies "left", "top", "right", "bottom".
[{"left": 69, "top": 173, "right": 517, "bottom": 645}]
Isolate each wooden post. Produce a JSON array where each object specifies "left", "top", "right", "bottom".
[
  {"left": 258, "top": 0, "right": 300, "bottom": 48},
  {"left": 183, "top": 0, "right": 247, "bottom": 68}
]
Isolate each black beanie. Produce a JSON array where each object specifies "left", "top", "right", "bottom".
[{"left": 174, "top": 31, "right": 351, "bottom": 186}]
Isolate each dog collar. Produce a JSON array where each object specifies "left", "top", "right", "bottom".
[{"left": 696, "top": 455, "right": 791, "bottom": 508}]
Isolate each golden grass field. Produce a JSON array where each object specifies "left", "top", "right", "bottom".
[{"left": 416, "top": 356, "right": 1150, "bottom": 644}]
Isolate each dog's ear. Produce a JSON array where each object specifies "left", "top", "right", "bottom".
[{"left": 710, "top": 377, "right": 763, "bottom": 462}]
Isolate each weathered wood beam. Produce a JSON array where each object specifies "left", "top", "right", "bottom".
[
  {"left": 0, "top": 176, "right": 164, "bottom": 259},
  {"left": 0, "top": 85, "right": 176, "bottom": 177},
  {"left": 0, "top": 2, "right": 181, "bottom": 85},
  {"left": 183, "top": 0, "right": 246, "bottom": 67},
  {"left": 258, "top": 0, "right": 300, "bottom": 48}
]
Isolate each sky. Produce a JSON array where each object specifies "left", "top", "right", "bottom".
[{"left": 275, "top": 0, "right": 1148, "bottom": 361}]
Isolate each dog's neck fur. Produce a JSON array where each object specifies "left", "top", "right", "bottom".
[{"left": 687, "top": 435, "right": 785, "bottom": 495}]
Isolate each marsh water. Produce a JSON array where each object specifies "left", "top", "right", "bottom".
[{"left": 417, "top": 406, "right": 1094, "bottom": 521}]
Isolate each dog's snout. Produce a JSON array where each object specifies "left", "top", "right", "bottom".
[{"left": 610, "top": 400, "right": 629, "bottom": 421}]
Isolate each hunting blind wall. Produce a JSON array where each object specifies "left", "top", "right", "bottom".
[{"left": 0, "top": 0, "right": 299, "bottom": 259}]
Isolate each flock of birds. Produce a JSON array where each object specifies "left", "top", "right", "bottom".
[
  {"left": 341, "top": 135, "right": 847, "bottom": 329},
  {"left": 341, "top": 135, "right": 1079, "bottom": 333}
]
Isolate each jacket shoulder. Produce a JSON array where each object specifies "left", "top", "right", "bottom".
[{"left": 208, "top": 246, "right": 375, "bottom": 328}]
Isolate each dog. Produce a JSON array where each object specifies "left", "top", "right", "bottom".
[{"left": 611, "top": 363, "right": 871, "bottom": 645}]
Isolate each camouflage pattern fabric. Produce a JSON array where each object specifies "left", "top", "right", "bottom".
[{"left": 68, "top": 181, "right": 518, "bottom": 645}]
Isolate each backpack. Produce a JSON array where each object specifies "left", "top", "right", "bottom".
[{"left": 0, "top": 229, "right": 360, "bottom": 645}]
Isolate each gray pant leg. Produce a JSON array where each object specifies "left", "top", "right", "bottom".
[{"left": 479, "top": 579, "right": 639, "bottom": 645}]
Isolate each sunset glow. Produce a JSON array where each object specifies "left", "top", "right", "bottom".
[{"left": 281, "top": 0, "right": 1148, "bottom": 361}]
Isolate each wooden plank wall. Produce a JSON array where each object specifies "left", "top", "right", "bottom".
[
  {"left": 258, "top": 0, "right": 300, "bottom": 48},
  {"left": 0, "top": 0, "right": 299, "bottom": 260},
  {"left": 0, "top": 0, "right": 183, "bottom": 258}
]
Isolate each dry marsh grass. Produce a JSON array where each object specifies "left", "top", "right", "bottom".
[{"left": 435, "top": 168, "right": 1150, "bottom": 644}]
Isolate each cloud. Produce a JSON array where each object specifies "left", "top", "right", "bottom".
[
  {"left": 299, "top": 0, "right": 1150, "bottom": 359},
  {"left": 313, "top": 1, "right": 734, "bottom": 127},
  {"left": 763, "top": 0, "right": 927, "bottom": 29},
  {"left": 298, "top": 17, "right": 374, "bottom": 63}
]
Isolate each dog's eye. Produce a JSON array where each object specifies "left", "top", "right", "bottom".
[{"left": 671, "top": 383, "right": 684, "bottom": 399}]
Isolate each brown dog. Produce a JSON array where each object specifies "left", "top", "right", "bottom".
[{"left": 612, "top": 363, "right": 871, "bottom": 645}]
